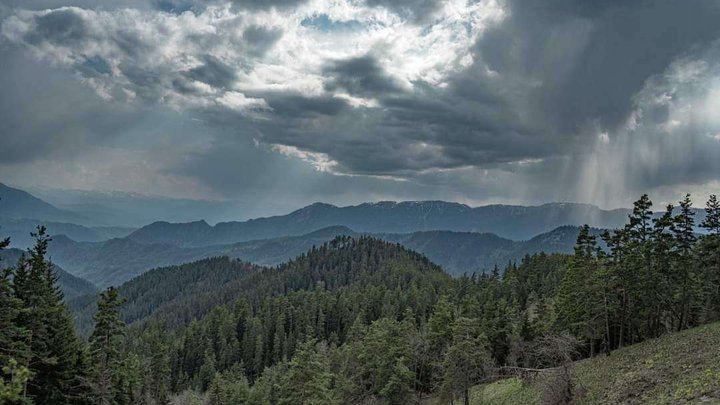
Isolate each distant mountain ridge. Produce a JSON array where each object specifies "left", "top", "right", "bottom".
[
  {"left": 2, "top": 183, "right": 708, "bottom": 244},
  {"left": 0, "top": 183, "right": 85, "bottom": 224},
  {"left": 48, "top": 224, "right": 593, "bottom": 287},
  {"left": 128, "top": 200, "right": 631, "bottom": 245},
  {"left": 0, "top": 217, "right": 134, "bottom": 250}
]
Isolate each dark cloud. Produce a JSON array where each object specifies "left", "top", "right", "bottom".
[
  {"left": 242, "top": 26, "right": 283, "bottom": 57},
  {"left": 471, "top": 0, "right": 720, "bottom": 135},
  {"left": 279, "top": 0, "right": 720, "bottom": 177},
  {"left": 263, "top": 94, "right": 349, "bottom": 118},
  {"left": 185, "top": 55, "right": 237, "bottom": 89},
  {"left": 24, "top": 8, "right": 88, "bottom": 46},
  {"left": 228, "top": 0, "right": 720, "bottom": 197},
  {"left": 323, "top": 55, "right": 402, "bottom": 97}
]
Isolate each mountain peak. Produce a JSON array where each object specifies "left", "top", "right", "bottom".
[{"left": 302, "top": 202, "right": 337, "bottom": 210}]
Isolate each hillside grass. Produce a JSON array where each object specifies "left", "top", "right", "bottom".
[
  {"left": 470, "top": 321, "right": 720, "bottom": 404},
  {"left": 470, "top": 377, "right": 541, "bottom": 405}
]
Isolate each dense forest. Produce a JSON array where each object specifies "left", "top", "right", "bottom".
[{"left": 1, "top": 194, "right": 719, "bottom": 404}]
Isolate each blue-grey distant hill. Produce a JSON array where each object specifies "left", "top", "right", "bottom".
[
  {"left": 0, "top": 217, "right": 134, "bottom": 250},
  {"left": 46, "top": 225, "right": 596, "bottom": 287},
  {"left": 0, "top": 182, "right": 84, "bottom": 223},
  {"left": 0, "top": 247, "right": 97, "bottom": 300},
  {"left": 128, "top": 201, "right": 632, "bottom": 246}
]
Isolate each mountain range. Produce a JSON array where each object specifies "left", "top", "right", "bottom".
[
  {"left": 0, "top": 182, "right": 706, "bottom": 288},
  {"left": 127, "top": 200, "right": 631, "bottom": 246},
  {"left": 44, "top": 224, "right": 593, "bottom": 287},
  {"left": 0, "top": 217, "right": 134, "bottom": 250}
]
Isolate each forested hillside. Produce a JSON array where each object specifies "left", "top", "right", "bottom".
[
  {"left": 1, "top": 194, "right": 719, "bottom": 405},
  {"left": 68, "top": 257, "right": 262, "bottom": 335}
]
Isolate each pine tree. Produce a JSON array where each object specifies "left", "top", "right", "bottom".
[
  {"left": 427, "top": 295, "right": 454, "bottom": 354},
  {"left": 138, "top": 323, "right": 171, "bottom": 404},
  {"left": 278, "top": 340, "right": 336, "bottom": 405},
  {"left": 208, "top": 367, "right": 250, "bottom": 405},
  {"left": 650, "top": 205, "right": 675, "bottom": 337},
  {"left": 89, "top": 287, "right": 128, "bottom": 404},
  {"left": 198, "top": 349, "right": 217, "bottom": 391},
  {"left": 701, "top": 194, "right": 720, "bottom": 235},
  {"left": 427, "top": 294, "right": 455, "bottom": 381},
  {"left": 440, "top": 317, "right": 494, "bottom": 405},
  {"left": 13, "top": 227, "right": 90, "bottom": 404},
  {"left": 699, "top": 195, "right": 720, "bottom": 322},
  {"left": 379, "top": 357, "right": 415, "bottom": 404},
  {"left": 0, "top": 358, "right": 31, "bottom": 404},
  {"left": 625, "top": 195, "right": 654, "bottom": 345},
  {"left": 0, "top": 236, "right": 30, "bottom": 369},
  {"left": 556, "top": 225, "right": 604, "bottom": 355},
  {"left": 672, "top": 194, "right": 699, "bottom": 330},
  {"left": 0, "top": 233, "right": 31, "bottom": 404}
]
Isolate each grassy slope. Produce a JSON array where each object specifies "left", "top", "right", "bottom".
[{"left": 470, "top": 321, "right": 720, "bottom": 404}]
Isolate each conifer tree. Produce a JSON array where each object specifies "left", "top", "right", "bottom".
[
  {"left": 379, "top": 357, "right": 415, "bottom": 404},
  {"left": 89, "top": 287, "right": 128, "bottom": 404},
  {"left": 0, "top": 234, "right": 32, "bottom": 405},
  {"left": 138, "top": 323, "right": 171, "bottom": 404},
  {"left": 208, "top": 367, "right": 250, "bottom": 405},
  {"left": 278, "top": 340, "right": 336, "bottom": 405},
  {"left": 650, "top": 204, "right": 675, "bottom": 337},
  {"left": 672, "top": 194, "right": 699, "bottom": 330},
  {"left": 702, "top": 194, "right": 720, "bottom": 235},
  {"left": 0, "top": 359, "right": 31, "bottom": 404},
  {"left": 699, "top": 195, "right": 720, "bottom": 321},
  {"left": 13, "top": 226, "right": 90, "bottom": 404},
  {"left": 556, "top": 225, "right": 604, "bottom": 355},
  {"left": 440, "top": 317, "right": 494, "bottom": 405},
  {"left": 0, "top": 236, "right": 29, "bottom": 369}
]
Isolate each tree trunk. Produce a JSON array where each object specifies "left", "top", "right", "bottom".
[
  {"left": 603, "top": 292, "right": 611, "bottom": 353},
  {"left": 619, "top": 291, "right": 626, "bottom": 348}
]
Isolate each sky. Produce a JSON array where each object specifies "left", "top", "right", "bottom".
[{"left": 1, "top": 0, "right": 720, "bottom": 216}]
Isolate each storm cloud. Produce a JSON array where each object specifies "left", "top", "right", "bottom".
[{"left": 1, "top": 0, "right": 720, "bottom": 211}]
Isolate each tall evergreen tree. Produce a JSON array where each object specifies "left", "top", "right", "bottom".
[
  {"left": 650, "top": 204, "right": 675, "bottom": 337},
  {"left": 0, "top": 236, "right": 29, "bottom": 369},
  {"left": 440, "top": 317, "right": 494, "bottom": 405},
  {"left": 13, "top": 227, "right": 90, "bottom": 404},
  {"left": 0, "top": 234, "right": 32, "bottom": 405},
  {"left": 672, "top": 194, "right": 699, "bottom": 330},
  {"left": 556, "top": 225, "right": 604, "bottom": 355},
  {"left": 89, "top": 287, "right": 128, "bottom": 405},
  {"left": 699, "top": 195, "right": 720, "bottom": 322}
]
